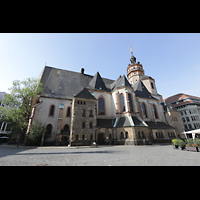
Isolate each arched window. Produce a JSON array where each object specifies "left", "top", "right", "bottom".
[
  {"left": 75, "top": 135, "right": 79, "bottom": 140},
  {"left": 142, "top": 131, "right": 145, "bottom": 138},
  {"left": 46, "top": 124, "right": 52, "bottom": 137},
  {"left": 89, "top": 110, "right": 93, "bottom": 117},
  {"left": 125, "top": 132, "right": 129, "bottom": 139},
  {"left": 66, "top": 107, "right": 71, "bottom": 117},
  {"left": 82, "top": 109, "right": 86, "bottom": 117},
  {"left": 153, "top": 104, "right": 159, "bottom": 119},
  {"left": 120, "top": 93, "right": 125, "bottom": 112},
  {"left": 82, "top": 122, "right": 86, "bottom": 129},
  {"left": 128, "top": 93, "right": 133, "bottom": 112},
  {"left": 138, "top": 131, "right": 141, "bottom": 139},
  {"left": 98, "top": 97, "right": 105, "bottom": 115},
  {"left": 63, "top": 124, "right": 70, "bottom": 134},
  {"left": 120, "top": 132, "right": 124, "bottom": 140},
  {"left": 49, "top": 105, "right": 55, "bottom": 116},
  {"left": 151, "top": 82, "right": 154, "bottom": 89},
  {"left": 90, "top": 134, "right": 93, "bottom": 140},
  {"left": 141, "top": 103, "right": 148, "bottom": 118}
]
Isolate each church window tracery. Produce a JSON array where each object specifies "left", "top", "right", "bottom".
[
  {"left": 49, "top": 105, "right": 55, "bottom": 116},
  {"left": 152, "top": 104, "right": 159, "bottom": 119},
  {"left": 141, "top": 103, "right": 148, "bottom": 118},
  {"left": 66, "top": 107, "right": 71, "bottom": 117},
  {"left": 128, "top": 93, "right": 133, "bottom": 112},
  {"left": 120, "top": 93, "right": 126, "bottom": 112},
  {"left": 98, "top": 97, "right": 105, "bottom": 115}
]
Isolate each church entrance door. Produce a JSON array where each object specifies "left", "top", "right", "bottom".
[
  {"left": 98, "top": 133, "right": 104, "bottom": 145},
  {"left": 61, "top": 135, "right": 69, "bottom": 146}
]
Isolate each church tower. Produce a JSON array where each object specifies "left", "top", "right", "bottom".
[{"left": 127, "top": 47, "right": 144, "bottom": 85}]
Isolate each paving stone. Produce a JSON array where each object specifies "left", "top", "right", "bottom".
[{"left": 0, "top": 144, "right": 200, "bottom": 166}]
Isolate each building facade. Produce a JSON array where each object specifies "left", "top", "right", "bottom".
[
  {"left": 164, "top": 93, "right": 200, "bottom": 132},
  {"left": 29, "top": 51, "right": 177, "bottom": 146}
]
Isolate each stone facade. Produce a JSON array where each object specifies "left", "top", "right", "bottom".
[{"left": 70, "top": 97, "right": 97, "bottom": 146}]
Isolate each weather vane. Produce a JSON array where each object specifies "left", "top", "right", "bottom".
[
  {"left": 130, "top": 44, "right": 133, "bottom": 55},
  {"left": 130, "top": 44, "right": 133, "bottom": 52}
]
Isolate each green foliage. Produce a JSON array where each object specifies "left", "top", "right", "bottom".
[
  {"left": 193, "top": 138, "right": 200, "bottom": 147},
  {"left": 0, "top": 78, "right": 43, "bottom": 132},
  {"left": 172, "top": 139, "right": 179, "bottom": 146},
  {"left": 186, "top": 138, "right": 193, "bottom": 147},
  {"left": 172, "top": 139, "right": 185, "bottom": 147},
  {"left": 27, "top": 121, "right": 46, "bottom": 146},
  {"left": 178, "top": 139, "right": 185, "bottom": 148}
]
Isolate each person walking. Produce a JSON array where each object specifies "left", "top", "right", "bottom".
[{"left": 143, "top": 138, "right": 145, "bottom": 146}]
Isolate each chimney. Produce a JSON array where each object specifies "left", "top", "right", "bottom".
[{"left": 81, "top": 68, "right": 85, "bottom": 74}]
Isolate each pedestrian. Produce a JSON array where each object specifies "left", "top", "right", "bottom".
[{"left": 143, "top": 138, "right": 145, "bottom": 145}]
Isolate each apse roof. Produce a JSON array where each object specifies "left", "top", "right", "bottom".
[
  {"left": 87, "top": 72, "right": 108, "bottom": 91},
  {"left": 74, "top": 88, "right": 97, "bottom": 100},
  {"left": 132, "top": 79, "right": 156, "bottom": 100}
]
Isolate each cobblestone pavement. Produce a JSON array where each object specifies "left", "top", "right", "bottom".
[{"left": 1, "top": 144, "right": 200, "bottom": 166}]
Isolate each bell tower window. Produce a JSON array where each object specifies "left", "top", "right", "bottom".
[{"left": 151, "top": 82, "right": 154, "bottom": 89}]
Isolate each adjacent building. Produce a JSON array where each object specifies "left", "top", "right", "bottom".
[{"left": 164, "top": 93, "right": 200, "bottom": 132}]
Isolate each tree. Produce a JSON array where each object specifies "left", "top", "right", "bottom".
[
  {"left": 27, "top": 121, "right": 46, "bottom": 146},
  {"left": 0, "top": 77, "right": 43, "bottom": 145}
]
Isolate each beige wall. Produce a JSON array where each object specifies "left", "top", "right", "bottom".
[
  {"left": 92, "top": 91, "right": 115, "bottom": 119},
  {"left": 142, "top": 79, "right": 157, "bottom": 95},
  {"left": 33, "top": 97, "right": 72, "bottom": 141},
  {"left": 137, "top": 98, "right": 166, "bottom": 123},
  {"left": 165, "top": 111, "right": 185, "bottom": 137}
]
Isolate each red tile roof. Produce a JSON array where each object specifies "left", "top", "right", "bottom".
[{"left": 164, "top": 93, "right": 200, "bottom": 104}]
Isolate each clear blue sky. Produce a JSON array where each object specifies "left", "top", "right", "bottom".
[{"left": 1, "top": 33, "right": 200, "bottom": 99}]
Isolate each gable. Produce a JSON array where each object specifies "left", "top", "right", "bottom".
[
  {"left": 133, "top": 80, "right": 156, "bottom": 100},
  {"left": 87, "top": 72, "right": 108, "bottom": 91},
  {"left": 74, "top": 88, "right": 97, "bottom": 100}
]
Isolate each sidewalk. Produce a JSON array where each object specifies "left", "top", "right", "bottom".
[
  {"left": 0, "top": 143, "right": 98, "bottom": 149},
  {"left": 0, "top": 143, "right": 131, "bottom": 149}
]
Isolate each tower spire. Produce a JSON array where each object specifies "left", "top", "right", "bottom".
[
  {"left": 130, "top": 44, "right": 136, "bottom": 64},
  {"left": 130, "top": 44, "right": 133, "bottom": 54},
  {"left": 127, "top": 45, "right": 144, "bottom": 85}
]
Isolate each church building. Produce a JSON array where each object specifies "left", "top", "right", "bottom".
[{"left": 29, "top": 50, "right": 177, "bottom": 146}]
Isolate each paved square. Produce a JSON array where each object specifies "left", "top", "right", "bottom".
[{"left": 0, "top": 144, "right": 200, "bottom": 166}]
